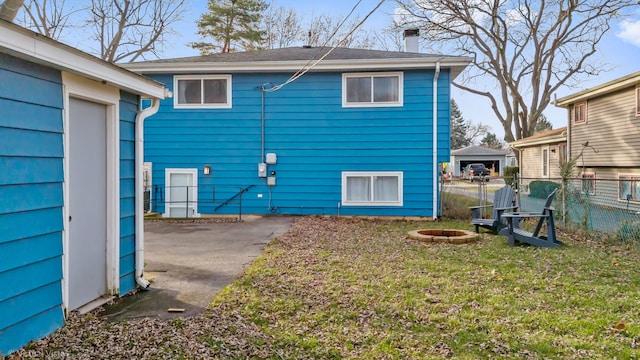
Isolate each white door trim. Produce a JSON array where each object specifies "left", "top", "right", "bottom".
[
  {"left": 62, "top": 72, "right": 121, "bottom": 313},
  {"left": 164, "top": 168, "right": 200, "bottom": 218}
]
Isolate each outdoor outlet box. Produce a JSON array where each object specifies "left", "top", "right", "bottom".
[
  {"left": 258, "top": 162, "right": 267, "bottom": 177},
  {"left": 267, "top": 176, "right": 276, "bottom": 186},
  {"left": 266, "top": 153, "right": 277, "bottom": 165}
]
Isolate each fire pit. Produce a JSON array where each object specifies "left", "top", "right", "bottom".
[{"left": 407, "top": 229, "right": 479, "bottom": 244}]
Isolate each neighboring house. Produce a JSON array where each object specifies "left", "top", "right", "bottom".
[
  {"left": 124, "top": 39, "right": 471, "bottom": 218},
  {"left": 509, "top": 127, "right": 567, "bottom": 183},
  {"left": 0, "top": 20, "right": 166, "bottom": 355},
  {"left": 449, "top": 145, "right": 512, "bottom": 177},
  {"left": 556, "top": 71, "right": 640, "bottom": 209}
]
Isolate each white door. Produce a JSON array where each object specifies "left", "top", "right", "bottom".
[
  {"left": 68, "top": 97, "right": 108, "bottom": 310},
  {"left": 165, "top": 168, "right": 199, "bottom": 218}
]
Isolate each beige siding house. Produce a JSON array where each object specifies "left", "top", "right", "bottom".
[
  {"left": 510, "top": 127, "right": 567, "bottom": 183},
  {"left": 556, "top": 71, "right": 640, "bottom": 208}
]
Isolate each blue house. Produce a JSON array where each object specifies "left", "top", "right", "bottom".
[
  {"left": 125, "top": 38, "right": 470, "bottom": 218},
  {"left": 0, "top": 20, "right": 167, "bottom": 355}
]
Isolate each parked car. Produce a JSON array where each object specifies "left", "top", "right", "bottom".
[{"left": 463, "top": 163, "right": 490, "bottom": 182}]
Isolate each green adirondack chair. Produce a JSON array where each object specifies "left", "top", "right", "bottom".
[
  {"left": 469, "top": 185, "right": 517, "bottom": 234},
  {"left": 499, "top": 188, "right": 563, "bottom": 247}
]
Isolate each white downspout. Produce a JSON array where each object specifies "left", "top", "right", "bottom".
[
  {"left": 432, "top": 61, "right": 441, "bottom": 220},
  {"left": 135, "top": 98, "right": 161, "bottom": 288}
]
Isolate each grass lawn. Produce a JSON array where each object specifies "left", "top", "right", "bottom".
[
  {"left": 10, "top": 216, "right": 640, "bottom": 359},
  {"left": 211, "top": 217, "right": 640, "bottom": 359}
]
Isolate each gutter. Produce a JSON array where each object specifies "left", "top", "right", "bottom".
[
  {"left": 433, "top": 61, "right": 441, "bottom": 220},
  {"left": 134, "top": 97, "right": 163, "bottom": 288}
]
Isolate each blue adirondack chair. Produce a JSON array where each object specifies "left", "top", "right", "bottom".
[
  {"left": 469, "top": 185, "right": 517, "bottom": 234},
  {"left": 499, "top": 188, "right": 563, "bottom": 247}
]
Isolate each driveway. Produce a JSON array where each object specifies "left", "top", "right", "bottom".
[{"left": 101, "top": 216, "right": 295, "bottom": 321}]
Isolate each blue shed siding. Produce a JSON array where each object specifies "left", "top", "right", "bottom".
[
  {"left": 119, "top": 91, "right": 139, "bottom": 295},
  {"left": 0, "top": 53, "right": 65, "bottom": 356},
  {"left": 144, "top": 69, "right": 451, "bottom": 217}
]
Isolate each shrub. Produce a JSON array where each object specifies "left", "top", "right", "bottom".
[
  {"left": 615, "top": 220, "right": 640, "bottom": 243},
  {"left": 441, "top": 192, "right": 477, "bottom": 220},
  {"left": 528, "top": 180, "right": 560, "bottom": 199},
  {"left": 503, "top": 166, "right": 519, "bottom": 188}
]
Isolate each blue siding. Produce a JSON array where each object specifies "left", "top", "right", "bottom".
[
  {"left": 144, "top": 70, "right": 452, "bottom": 217},
  {"left": 119, "top": 91, "right": 138, "bottom": 295},
  {"left": 0, "top": 53, "right": 65, "bottom": 356}
]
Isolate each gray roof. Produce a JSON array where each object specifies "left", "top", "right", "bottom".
[
  {"left": 451, "top": 145, "right": 509, "bottom": 156},
  {"left": 124, "top": 46, "right": 473, "bottom": 78},
  {"left": 132, "top": 47, "right": 452, "bottom": 65}
]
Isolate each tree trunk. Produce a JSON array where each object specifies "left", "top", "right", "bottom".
[{"left": 0, "top": 0, "right": 25, "bottom": 21}]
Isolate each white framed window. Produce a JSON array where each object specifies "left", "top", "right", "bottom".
[
  {"left": 341, "top": 171, "right": 403, "bottom": 206},
  {"left": 174, "top": 75, "right": 232, "bottom": 109},
  {"left": 342, "top": 72, "right": 403, "bottom": 108},
  {"left": 541, "top": 146, "right": 549, "bottom": 177},
  {"left": 573, "top": 102, "right": 586, "bottom": 124},
  {"left": 619, "top": 174, "right": 640, "bottom": 202},
  {"left": 636, "top": 87, "right": 640, "bottom": 117},
  {"left": 581, "top": 172, "right": 595, "bottom": 195}
]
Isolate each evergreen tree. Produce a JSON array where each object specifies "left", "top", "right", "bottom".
[
  {"left": 450, "top": 98, "right": 469, "bottom": 150},
  {"left": 480, "top": 132, "right": 504, "bottom": 150},
  {"left": 191, "top": 0, "right": 267, "bottom": 54},
  {"left": 534, "top": 114, "right": 553, "bottom": 134}
]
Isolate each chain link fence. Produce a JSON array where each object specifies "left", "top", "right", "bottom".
[{"left": 442, "top": 175, "right": 640, "bottom": 243}]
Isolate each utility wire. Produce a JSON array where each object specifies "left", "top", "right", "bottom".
[{"left": 263, "top": 0, "right": 385, "bottom": 93}]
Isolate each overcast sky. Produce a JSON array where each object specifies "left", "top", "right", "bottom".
[{"left": 160, "top": 0, "right": 640, "bottom": 141}]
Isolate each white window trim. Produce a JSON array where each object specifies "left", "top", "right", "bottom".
[
  {"left": 573, "top": 102, "right": 587, "bottom": 124},
  {"left": 173, "top": 74, "right": 232, "bottom": 109},
  {"left": 341, "top": 171, "right": 404, "bottom": 206},
  {"left": 342, "top": 72, "right": 404, "bottom": 108},
  {"left": 636, "top": 87, "right": 640, "bottom": 117},
  {"left": 581, "top": 172, "right": 596, "bottom": 195},
  {"left": 541, "top": 145, "right": 550, "bottom": 178},
  {"left": 164, "top": 168, "right": 201, "bottom": 218},
  {"left": 618, "top": 173, "right": 640, "bottom": 202}
]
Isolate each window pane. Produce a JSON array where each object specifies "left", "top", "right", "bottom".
[
  {"left": 204, "top": 79, "right": 227, "bottom": 104},
  {"left": 346, "top": 77, "right": 371, "bottom": 102},
  {"left": 178, "top": 79, "right": 201, "bottom": 104},
  {"left": 346, "top": 176, "right": 371, "bottom": 201},
  {"left": 373, "top": 76, "right": 399, "bottom": 102},
  {"left": 373, "top": 176, "right": 398, "bottom": 201},
  {"left": 620, "top": 179, "right": 631, "bottom": 200},
  {"left": 633, "top": 179, "right": 640, "bottom": 200}
]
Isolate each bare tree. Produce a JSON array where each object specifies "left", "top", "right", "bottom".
[
  {"left": 372, "top": 22, "right": 405, "bottom": 52},
  {"left": 0, "top": 0, "right": 24, "bottom": 21},
  {"left": 305, "top": 14, "right": 376, "bottom": 48},
  {"left": 262, "top": 4, "right": 301, "bottom": 49},
  {"left": 87, "top": 0, "right": 184, "bottom": 63},
  {"left": 17, "top": 0, "right": 81, "bottom": 40},
  {"left": 396, "top": 0, "right": 636, "bottom": 142},
  {"left": 465, "top": 120, "right": 489, "bottom": 145}
]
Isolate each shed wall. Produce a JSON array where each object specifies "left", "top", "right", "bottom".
[{"left": 0, "top": 53, "right": 65, "bottom": 356}]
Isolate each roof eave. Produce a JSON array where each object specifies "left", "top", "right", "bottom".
[
  {"left": 123, "top": 57, "right": 472, "bottom": 79},
  {"left": 0, "top": 20, "right": 166, "bottom": 99},
  {"left": 556, "top": 71, "right": 640, "bottom": 107},
  {"left": 510, "top": 134, "right": 567, "bottom": 148}
]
